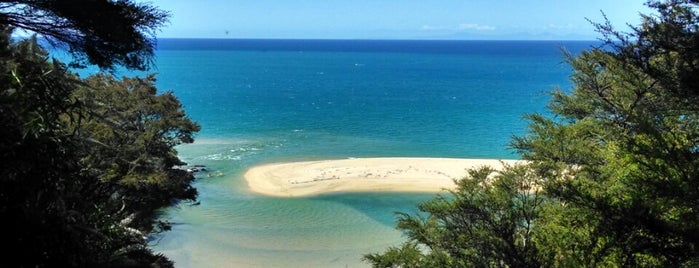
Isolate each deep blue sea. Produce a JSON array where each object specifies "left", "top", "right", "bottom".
[{"left": 94, "top": 39, "right": 593, "bottom": 267}]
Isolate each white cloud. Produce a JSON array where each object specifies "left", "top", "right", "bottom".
[
  {"left": 420, "top": 25, "right": 445, "bottom": 30},
  {"left": 457, "top": 23, "right": 496, "bottom": 31},
  {"left": 421, "top": 23, "right": 496, "bottom": 31},
  {"left": 544, "top": 23, "right": 577, "bottom": 30}
]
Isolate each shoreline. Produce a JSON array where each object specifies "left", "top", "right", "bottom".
[{"left": 244, "top": 157, "right": 523, "bottom": 197}]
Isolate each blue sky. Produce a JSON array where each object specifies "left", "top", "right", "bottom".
[{"left": 155, "top": 1, "right": 651, "bottom": 40}]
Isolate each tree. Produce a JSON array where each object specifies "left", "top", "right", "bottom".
[
  {"left": 368, "top": 0, "right": 699, "bottom": 267},
  {"left": 0, "top": 1, "right": 200, "bottom": 265},
  {"left": 513, "top": 0, "right": 699, "bottom": 266},
  {"left": 0, "top": 0, "right": 168, "bottom": 70},
  {"left": 0, "top": 31, "right": 201, "bottom": 266},
  {"left": 0, "top": 26, "right": 97, "bottom": 267},
  {"left": 0, "top": 29, "right": 199, "bottom": 266},
  {"left": 0, "top": 1, "right": 203, "bottom": 266},
  {"left": 72, "top": 74, "right": 200, "bottom": 231},
  {"left": 364, "top": 164, "right": 548, "bottom": 268}
]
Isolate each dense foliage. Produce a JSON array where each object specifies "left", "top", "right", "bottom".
[
  {"left": 72, "top": 74, "right": 200, "bottom": 231},
  {"left": 364, "top": 165, "right": 546, "bottom": 267},
  {"left": 366, "top": 0, "right": 699, "bottom": 267},
  {"left": 0, "top": 0, "right": 167, "bottom": 70},
  {"left": 0, "top": 1, "right": 199, "bottom": 266}
]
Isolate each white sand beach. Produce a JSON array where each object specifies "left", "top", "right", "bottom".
[{"left": 244, "top": 157, "right": 523, "bottom": 197}]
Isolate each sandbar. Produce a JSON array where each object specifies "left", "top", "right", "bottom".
[{"left": 244, "top": 157, "right": 522, "bottom": 197}]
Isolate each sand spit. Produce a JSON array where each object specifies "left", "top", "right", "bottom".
[{"left": 244, "top": 157, "right": 523, "bottom": 197}]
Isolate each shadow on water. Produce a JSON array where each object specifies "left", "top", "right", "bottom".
[{"left": 309, "top": 192, "right": 438, "bottom": 228}]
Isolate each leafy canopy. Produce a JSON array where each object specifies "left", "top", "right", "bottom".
[
  {"left": 0, "top": 0, "right": 168, "bottom": 70},
  {"left": 0, "top": 1, "right": 201, "bottom": 266},
  {"left": 367, "top": 0, "right": 699, "bottom": 267},
  {"left": 364, "top": 164, "right": 547, "bottom": 268}
]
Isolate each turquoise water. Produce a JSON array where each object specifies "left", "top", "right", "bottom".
[{"left": 136, "top": 39, "right": 592, "bottom": 267}]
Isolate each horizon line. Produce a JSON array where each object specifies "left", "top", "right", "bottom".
[{"left": 156, "top": 37, "right": 600, "bottom": 42}]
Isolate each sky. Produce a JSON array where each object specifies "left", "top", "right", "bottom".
[{"left": 153, "top": 0, "right": 652, "bottom": 40}]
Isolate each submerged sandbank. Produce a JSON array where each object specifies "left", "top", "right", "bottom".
[{"left": 244, "top": 157, "right": 523, "bottom": 197}]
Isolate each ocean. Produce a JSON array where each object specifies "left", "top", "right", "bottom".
[{"left": 124, "top": 39, "right": 593, "bottom": 267}]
